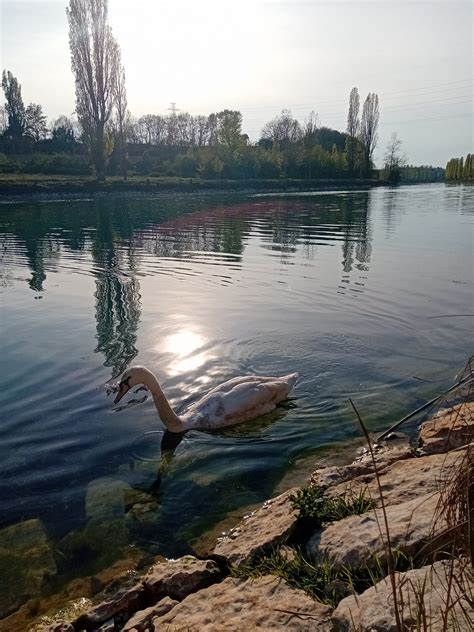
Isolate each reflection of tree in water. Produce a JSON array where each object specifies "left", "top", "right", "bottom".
[
  {"left": 92, "top": 209, "right": 141, "bottom": 378},
  {"left": 339, "top": 194, "right": 372, "bottom": 289}
]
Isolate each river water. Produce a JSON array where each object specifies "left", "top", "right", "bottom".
[{"left": 0, "top": 183, "right": 473, "bottom": 620}]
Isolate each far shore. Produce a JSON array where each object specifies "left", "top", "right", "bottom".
[{"left": 0, "top": 174, "right": 394, "bottom": 200}]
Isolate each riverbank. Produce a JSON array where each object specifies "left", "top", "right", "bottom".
[
  {"left": 7, "top": 389, "right": 472, "bottom": 632},
  {"left": 0, "top": 174, "right": 384, "bottom": 199}
]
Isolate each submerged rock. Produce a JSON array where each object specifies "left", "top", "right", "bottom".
[
  {"left": 332, "top": 559, "right": 474, "bottom": 631},
  {"left": 213, "top": 488, "right": 299, "bottom": 567},
  {"left": 154, "top": 575, "right": 334, "bottom": 631},
  {"left": 418, "top": 401, "right": 474, "bottom": 454},
  {"left": 0, "top": 518, "right": 56, "bottom": 619}
]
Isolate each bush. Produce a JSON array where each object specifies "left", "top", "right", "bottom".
[
  {"left": 21, "top": 154, "right": 91, "bottom": 175},
  {"left": 0, "top": 153, "right": 19, "bottom": 173}
]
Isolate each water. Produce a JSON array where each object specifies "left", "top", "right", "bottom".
[{"left": 0, "top": 183, "right": 473, "bottom": 620}]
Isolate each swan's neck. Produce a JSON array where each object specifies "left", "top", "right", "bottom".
[{"left": 144, "top": 371, "right": 184, "bottom": 433}]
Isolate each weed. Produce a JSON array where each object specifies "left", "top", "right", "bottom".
[{"left": 290, "top": 485, "right": 376, "bottom": 527}]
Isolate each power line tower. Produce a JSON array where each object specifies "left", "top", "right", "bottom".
[{"left": 166, "top": 102, "right": 180, "bottom": 117}]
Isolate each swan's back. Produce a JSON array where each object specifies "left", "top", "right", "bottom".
[{"left": 184, "top": 373, "right": 298, "bottom": 430}]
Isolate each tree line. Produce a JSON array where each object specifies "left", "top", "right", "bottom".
[
  {"left": 0, "top": 0, "right": 412, "bottom": 183},
  {"left": 444, "top": 154, "right": 473, "bottom": 181}
]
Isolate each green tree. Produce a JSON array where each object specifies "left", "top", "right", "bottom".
[
  {"left": 217, "top": 110, "right": 243, "bottom": 151},
  {"left": 1, "top": 70, "right": 26, "bottom": 137},
  {"left": 67, "top": 0, "right": 121, "bottom": 180},
  {"left": 25, "top": 103, "right": 48, "bottom": 142}
]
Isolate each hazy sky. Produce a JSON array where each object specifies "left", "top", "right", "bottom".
[{"left": 1, "top": 0, "right": 472, "bottom": 166}]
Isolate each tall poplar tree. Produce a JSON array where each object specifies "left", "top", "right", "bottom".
[
  {"left": 359, "top": 93, "right": 379, "bottom": 178},
  {"left": 1, "top": 70, "right": 26, "bottom": 137},
  {"left": 67, "top": 0, "right": 120, "bottom": 180},
  {"left": 345, "top": 87, "right": 360, "bottom": 175}
]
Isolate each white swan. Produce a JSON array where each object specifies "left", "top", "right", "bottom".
[{"left": 114, "top": 365, "right": 299, "bottom": 433}]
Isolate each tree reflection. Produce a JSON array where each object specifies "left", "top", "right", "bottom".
[{"left": 92, "top": 208, "right": 141, "bottom": 378}]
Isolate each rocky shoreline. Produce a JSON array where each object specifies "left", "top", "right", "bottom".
[{"left": 4, "top": 401, "right": 474, "bottom": 632}]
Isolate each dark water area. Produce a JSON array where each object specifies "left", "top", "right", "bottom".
[{"left": 0, "top": 183, "right": 473, "bottom": 620}]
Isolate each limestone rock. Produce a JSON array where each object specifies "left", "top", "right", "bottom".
[
  {"left": 154, "top": 575, "right": 334, "bottom": 631},
  {"left": 75, "top": 584, "right": 144, "bottom": 628},
  {"left": 143, "top": 555, "right": 221, "bottom": 602},
  {"left": 419, "top": 402, "right": 474, "bottom": 454},
  {"left": 310, "top": 444, "right": 413, "bottom": 490},
  {"left": 0, "top": 518, "right": 56, "bottom": 619},
  {"left": 330, "top": 449, "right": 465, "bottom": 507},
  {"left": 332, "top": 559, "right": 474, "bottom": 631},
  {"left": 36, "top": 623, "right": 75, "bottom": 632},
  {"left": 213, "top": 488, "right": 299, "bottom": 567},
  {"left": 122, "top": 596, "right": 177, "bottom": 631},
  {"left": 307, "top": 492, "right": 442, "bottom": 569}
]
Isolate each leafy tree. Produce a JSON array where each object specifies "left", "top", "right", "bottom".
[
  {"left": 51, "top": 115, "right": 77, "bottom": 151},
  {"left": 345, "top": 87, "right": 360, "bottom": 174},
  {"left": 25, "top": 103, "right": 48, "bottom": 142},
  {"left": 67, "top": 0, "right": 121, "bottom": 180},
  {"left": 359, "top": 93, "right": 379, "bottom": 177},
  {"left": 217, "top": 110, "right": 243, "bottom": 151},
  {"left": 1, "top": 70, "right": 26, "bottom": 137}
]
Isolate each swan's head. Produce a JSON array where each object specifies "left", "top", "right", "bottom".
[{"left": 114, "top": 365, "right": 150, "bottom": 404}]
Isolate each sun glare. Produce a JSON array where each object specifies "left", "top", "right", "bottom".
[{"left": 163, "top": 328, "right": 211, "bottom": 376}]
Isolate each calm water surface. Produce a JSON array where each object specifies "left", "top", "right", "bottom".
[{"left": 0, "top": 183, "right": 473, "bottom": 618}]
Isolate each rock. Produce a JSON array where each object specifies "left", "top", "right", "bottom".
[
  {"left": 329, "top": 448, "right": 466, "bottom": 507},
  {"left": 213, "top": 488, "right": 299, "bottom": 567},
  {"left": 75, "top": 584, "right": 145, "bottom": 628},
  {"left": 419, "top": 402, "right": 474, "bottom": 454},
  {"left": 122, "top": 596, "right": 177, "bottom": 631},
  {"left": 36, "top": 623, "right": 75, "bottom": 632},
  {"left": 143, "top": 555, "right": 221, "bottom": 602},
  {"left": 154, "top": 575, "right": 334, "bottom": 631},
  {"left": 307, "top": 492, "right": 443, "bottom": 569},
  {"left": 86, "top": 477, "right": 130, "bottom": 520},
  {"left": 0, "top": 518, "right": 57, "bottom": 619},
  {"left": 332, "top": 559, "right": 473, "bottom": 631},
  {"left": 310, "top": 444, "right": 413, "bottom": 490}
]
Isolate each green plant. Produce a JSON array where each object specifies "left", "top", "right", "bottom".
[{"left": 290, "top": 485, "right": 376, "bottom": 527}]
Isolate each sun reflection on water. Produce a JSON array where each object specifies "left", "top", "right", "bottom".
[{"left": 163, "top": 328, "right": 212, "bottom": 378}]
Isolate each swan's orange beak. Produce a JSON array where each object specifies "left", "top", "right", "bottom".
[{"left": 114, "top": 380, "right": 130, "bottom": 405}]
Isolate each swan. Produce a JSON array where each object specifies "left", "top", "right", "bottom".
[{"left": 113, "top": 365, "right": 299, "bottom": 433}]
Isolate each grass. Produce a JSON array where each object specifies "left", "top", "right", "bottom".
[
  {"left": 232, "top": 546, "right": 409, "bottom": 607},
  {"left": 290, "top": 485, "right": 376, "bottom": 527}
]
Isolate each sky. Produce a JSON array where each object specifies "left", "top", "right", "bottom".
[{"left": 0, "top": 0, "right": 472, "bottom": 167}]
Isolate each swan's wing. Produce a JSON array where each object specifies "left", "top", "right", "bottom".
[
  {"left": 188, "top": 378, "right": 295, "bottom": 429},
  {"left": 206, "top": 373, "right": 298, "bottom": 396}
]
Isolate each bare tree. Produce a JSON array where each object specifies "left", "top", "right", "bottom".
[
  {"left": 303, "top": 110, "right": 319, "bottom": 178},
  {"left": 261, "top": 110, "right": 303, "bottom": 147},
  {"left": 359, "top": 93, "right": 379, "bottom": 177},
  {"left": 113, "top": 60, "right": 128, "bottom": 179},
  {"left": 383, "top": 132, "right": 406, "bottom": 183},
  {"left": 346, "top": 87, "right": 360, "bottom": 175},
  {"left": 0, "top": 105, "right": 7, "bottom": 135},
  {"left": 67, "top": 0, "right": 120, "bottom": 180}
]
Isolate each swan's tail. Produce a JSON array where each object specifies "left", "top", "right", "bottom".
[{"left": 285, "top": 372, "right": 299, "bottom": 391}]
